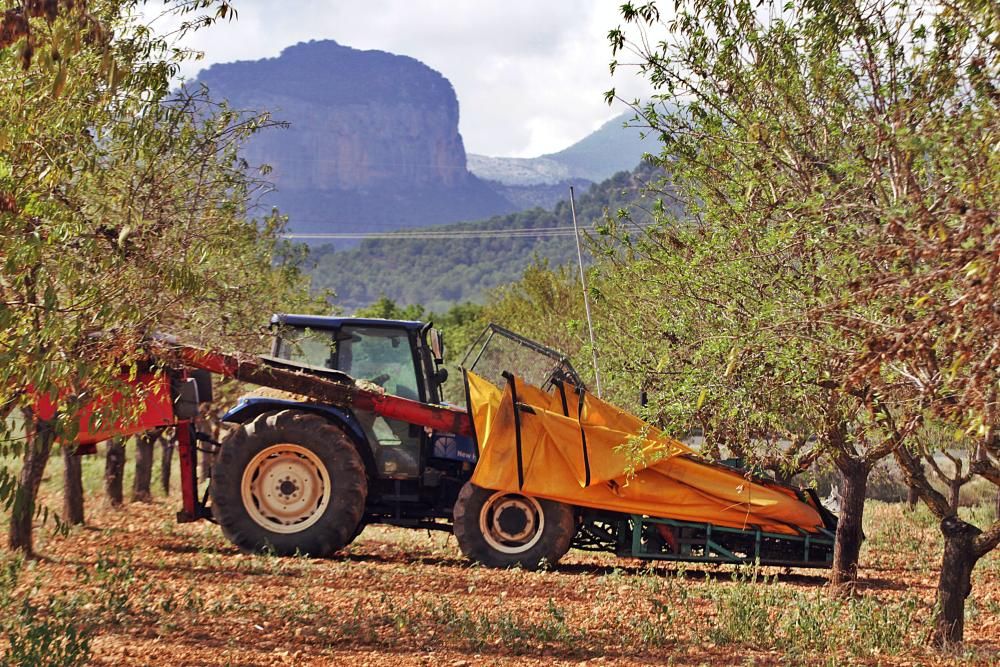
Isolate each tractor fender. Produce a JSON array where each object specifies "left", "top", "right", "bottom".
[{"left": 221, "top": 397, "right": 377, "bottom": 479}]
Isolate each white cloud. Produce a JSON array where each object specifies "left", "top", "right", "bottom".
[{"left": 147, "top": 0, "right": 653, "bottom": 157}]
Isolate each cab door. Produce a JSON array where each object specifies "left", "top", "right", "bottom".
[{"left": 337, "top": 325, "right": 424, "bottom": 479}]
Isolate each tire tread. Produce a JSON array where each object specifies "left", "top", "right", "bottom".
[
  {"left": 453, "top": 482, "right": 575, "bottom": 570},
  {"left": 211, "top": 410, "right": 367, "bottom": 557}
]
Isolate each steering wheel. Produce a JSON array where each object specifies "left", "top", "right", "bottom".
[{"left": 370, "top": 373, "right": 391, "bottom": 386}]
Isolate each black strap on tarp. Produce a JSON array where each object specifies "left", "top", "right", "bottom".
[
  {"left": 503, "top": 372, "right": 525, "bottom": 490},
  {"left": 554, "top": 379, "right": 570, "bottom": 417},
  {"left": 577, "top": 387, "right": 592, "bottom": 487}
]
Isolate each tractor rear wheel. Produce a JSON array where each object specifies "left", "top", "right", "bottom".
[
  {"left": 211, "top": 410, "right": 367, "bottom": 557},
  {"left": 453, "top": 482, "right": 575, "bottom": 569}
]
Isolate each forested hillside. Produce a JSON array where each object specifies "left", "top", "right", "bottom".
[{"left": 309, "top": 163, "right": 662, "bottom": 312}]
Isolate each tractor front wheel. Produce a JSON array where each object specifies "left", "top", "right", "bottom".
[
  {"left": 453, "top": 483, "right": 575, "bottom": 569},
  {"left": 211, "top": 410, "right": 367, "bottom": 557}
]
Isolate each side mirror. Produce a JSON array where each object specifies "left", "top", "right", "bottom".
[{"left": 428, "top": 328, "right": 445, "bottom": 364}]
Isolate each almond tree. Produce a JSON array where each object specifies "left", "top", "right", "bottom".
[
  {"left": 608, "top": 0, "right": 997, "bottom": 640},
  {"left": 833, "top": 0, "right": 999, "bottom": 643},
  {"left": 605, "top": 0, "right": 936, "bottom": 588},
  {"left": 592, "top": 201, "right": 900, "bottom": 589},
  {"left": 0, "top": 0, "right": 316, "bottom": 554}
]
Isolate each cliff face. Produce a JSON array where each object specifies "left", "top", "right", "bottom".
[
  {"left": 237, "top": 96, "right": 468, "bottom": 190},
  {"left": 195, "top": 40, "right": 513, "bottom": 236}
]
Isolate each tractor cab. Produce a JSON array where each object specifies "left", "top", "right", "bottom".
[
  {"left": 246, "top": 315, "right": 475, "bottom": 528},
  {"left": 267, "top": 314, "right": 460, "bottom": 477},
  {"left": 270, "top": 314, "right": 442, "bottom": 401}
]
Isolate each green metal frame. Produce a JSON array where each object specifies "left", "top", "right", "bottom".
[{"left": 628, "top": 514, "right": 836, "bottom": 568}]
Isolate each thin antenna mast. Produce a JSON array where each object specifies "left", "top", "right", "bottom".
[{"left": 569, "top": 186, "right": 602, "bottom": 397}]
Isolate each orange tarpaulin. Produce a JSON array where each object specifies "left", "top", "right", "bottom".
[{"left": 466, "top": 372, "right": 825, "bottom": 536}]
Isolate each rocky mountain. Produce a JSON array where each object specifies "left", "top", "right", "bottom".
[
  {"left": 194, "top": 40, "right": 514, "bottom": 235},
  {"left": 468, "top": 113, "right": 651, "bottom": 185},
  {"left": 466, "top": 154, "right": 574, "bottom": 186},
  {"left": 466, "top": 112, "right": 652, "bottom": 209},
  {"left": 540, "top": 112, "right": 653, "bottom": 182}
]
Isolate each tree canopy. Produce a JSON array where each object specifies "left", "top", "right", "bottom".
[
  {"left": 0, "top": 0, "right": 316, "bottom": 552},
  {"left": 600, "top": 0, "right": 997, "bottom": 642}
]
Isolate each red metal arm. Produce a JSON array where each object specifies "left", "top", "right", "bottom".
[
  {"left": 170, "top": 344, "right": 472, "bottom": 436},
  {"left": 351, "top": 391, "right": 471, "bottom": 436}
]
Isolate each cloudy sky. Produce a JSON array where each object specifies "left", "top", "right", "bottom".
[{"left": 147, "top": 1, "right": 653, "bottom": 157}]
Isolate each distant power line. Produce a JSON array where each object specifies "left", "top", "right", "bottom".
[{"left": 281, "top": 225, "right": 595, "bottom": 240}]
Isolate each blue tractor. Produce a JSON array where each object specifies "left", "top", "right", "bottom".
[{"left": 209, "top": 314, "right": 580, "bottom": 566}]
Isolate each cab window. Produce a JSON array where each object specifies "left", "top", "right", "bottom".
[
  {"left": 338, "top": 326, "right": 420, "bottom": 400},
  {"left": 340, "top": 326, "right": 423, "bottom": 479},
  {"left": 274, "top": 327, "right": 336, "bottom": 368}
]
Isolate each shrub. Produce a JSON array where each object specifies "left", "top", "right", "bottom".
[{"left": 702, "top": 565, "right": 922, "bottom": 657}]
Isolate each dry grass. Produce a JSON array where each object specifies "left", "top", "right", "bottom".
[{"left": 0, "top": 450, "right": 996, "bottom": 666}]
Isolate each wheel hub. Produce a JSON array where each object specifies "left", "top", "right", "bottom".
[
  {"left": 479, "top": 492, "right": 545, "bottom": 554},
  {"left": 278, "top": 479, "right": 299, "bottom": 498},
  {"left": 241, "top": 444, "right": 331, "bottom": 534},
  {"left": 496, "top": 504, "right": 532, "bottom": 541}
]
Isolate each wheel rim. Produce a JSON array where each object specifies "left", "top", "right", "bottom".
[
  {"left": 478, "top": 491, "right": 545, "bottom": 554},
  {"left": 241, "top": 444, "right": 331, "bottom": 534}
]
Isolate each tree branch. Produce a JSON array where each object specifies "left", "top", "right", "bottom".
[
  {"left": 894, "top": 445, "right": 953, "bottom": 519},
  {"left": 973, "top": 519, "right": 1000, "bottom": 559},
  {"left": 969, "top": 458, "right": 1000, "bottom": 487}
]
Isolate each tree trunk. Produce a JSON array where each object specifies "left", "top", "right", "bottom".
[
  {"left": 199, "top": 448, "right": 214, "bottom": 483},
  {"left": 61, "top": 445, "right": 85, "bottom": 525},
  {"left": 9, "top": 417, "right": 55, "bottom": 554},
  {"left": 161, "top": 435, "right": 173, "bottom": 495},
  {"left": 906, "top": 485, "right": 917, "bottom": 511},
  {"left": 132, "top": 431, "right": 156, "bottom": 503},
  {"left": 831, "top": 459, "right": 868, "bottom": 591},
  {"left": 104, "top": 438, "right": 126, "bottom": 507},
  {"left": 934, "top": 516, "right": 982, "bottom": 646},
  {"left": 948, "top": 482, "right": 961, "bottom": 512},
  {"left": 196, "top": 414, "right": 218, "bottom": 483}
]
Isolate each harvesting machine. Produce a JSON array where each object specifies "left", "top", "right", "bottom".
[{"left": 53, "top": 316, "right": 837, "bottom": 569}]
